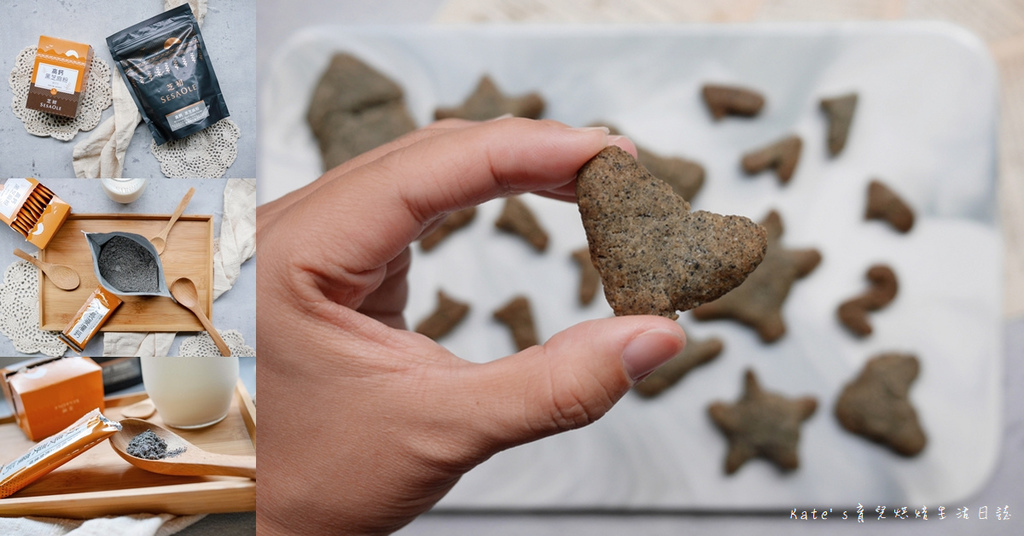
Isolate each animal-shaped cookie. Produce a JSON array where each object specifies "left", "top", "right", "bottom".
[
  {"left": 435, "top": 75, "right": 545, "bottom": 121},
  {"left": 415, "top": 290, "right": 470, "bottom": 341},
  {"left": 691, "top": 210, "right": 822, "bottom": 343},
  {"left": 741, "top": 135, "right": 803, "bottom": 184},
  {"left": 493, "top": 295, "right": 539, "bottom": 351},
  {"left": 633, "top": 337, "right": 724, "bottom": 398},
  {"left": 701, "top": 84, "right": 765, "bottom": 120},
  {"left": 495, "top": 196, "right": 549, "bottom": 252},
  {"left": 865, "top": 179, "right": 914, "bottom": 233},
  {"left": 820, "top": 93, "right": 858, "bottom": 157},
  {"left": 835, "top": 353, "right": 926, "bottom": 456},
  {"left": 420, "top": 207, "right": 477, "bottom": 252},
  {"left": 576, "top": 146, "right": 767, "bottom": 319},
  {"left": 708, "top": 369, "right": 818, "bottom": 474},
  {"left": 837, "top": 264, "right": 898, "bottom": 337}
]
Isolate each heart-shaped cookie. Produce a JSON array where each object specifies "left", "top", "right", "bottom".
[{"left": 576, "top": 146, "right": 767, "bottom": 319}]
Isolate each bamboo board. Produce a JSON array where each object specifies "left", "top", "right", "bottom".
[
  {"left": 0, "top": 380, "right": 256, "bottom": 518},
  {"left": 38, "top": 214, "right": 214, "bottom": 332}
]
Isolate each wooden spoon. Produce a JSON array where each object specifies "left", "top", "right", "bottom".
[
  {"left": 121, "top": 398, "right": 157, "bottom": 419},
  {"left": 13, "top": 248, "right": 80, "bottom": 291},
  {"left": 170, "top": 277, "right": 231, "bottom": 356},
  {"left": 150, "top": 187, "right": 195, "bottom": 255},
  {"left": 110, "top": 418, "right": 255, "bottom": 479}
]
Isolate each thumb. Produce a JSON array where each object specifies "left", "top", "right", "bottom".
[{"left": 466, "top": 316, "right": 686, "bottom": 452}]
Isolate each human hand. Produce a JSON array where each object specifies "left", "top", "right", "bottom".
[{"left": 256, "top": 118, "right": 687, "bottom": 535}]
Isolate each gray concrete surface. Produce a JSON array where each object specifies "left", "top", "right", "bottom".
[
  {"left": 0, "top": 0, "right": 257, "bottom": 178},
  {"left": 0, "top": 178, "right": 256, "bottom": 357}
]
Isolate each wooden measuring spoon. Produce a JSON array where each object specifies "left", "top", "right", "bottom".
[
  {"left": 170, "top": 277, "right": 231, "bottom": 356},
  {"left": 13, "top": 248, "right": 80, "bottom": 291},
  {"left": 110, "top": 418, "right": 255, "bottom": 479},
  {"left": 150, "top": 187, "right": 195, "bottom": 255}
]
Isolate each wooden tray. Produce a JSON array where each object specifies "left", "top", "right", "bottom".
[
  {"left": 0, "top": 380, "right": 256, "bottom": 518},
  {"left": 38, "top": 214, "right": 214, "bottom": 332}
]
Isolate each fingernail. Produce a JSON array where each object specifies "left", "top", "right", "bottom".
[
  {"left": 488, "top": 113, "right": 514, "bottom": 121},
  {"left": 573, "top": 125, "right": 610, "bottom": 135},
  {"left": 606, "top": 135, "right": 638, "bottom": 157},
  {"left": 621, "top": 329, "right": 685, "bottom": 382}
]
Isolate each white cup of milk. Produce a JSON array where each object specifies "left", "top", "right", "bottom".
[{"left": 140, "top": 356, "right": 239, "bottom": 429}]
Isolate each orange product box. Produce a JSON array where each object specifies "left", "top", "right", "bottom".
[
  {"left": 0, "top": 357, "right": 105, "bottom": 441},
  {"left": 26, "top": 35, "right": 93, "bottom": 118},
  {"left": 0, "top": 178, "right": 72, "bottom": 250},
  {"left": 59, "top": 286, "right": 123, "bottom": 353}
]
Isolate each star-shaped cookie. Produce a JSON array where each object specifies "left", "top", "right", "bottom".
[
  {"left": 835, "top": 353, "right": 926, "bottom": 456},
  {"left": 708, "top": 369, "right": 818, "bottom": 474},
  {"left": 691, "top": 210, "right": 821, "bottom": 342},
  {"left": 434, "top": 75, "right": 545, "bottom": 121}
]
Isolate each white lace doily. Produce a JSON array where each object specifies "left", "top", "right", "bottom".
[
  {"left": 166, "top": 0, "right": 207, "bottom": 25},
  {"left": 0, "top": 261, "right": 68, "bottom": 357},
  {"left": 179, "top": 329, "right": 255, "bottom": 357},
  {"left": 150, "top": 118, "right": 241, "bottom": 178},
  {"left": 9, "top": 46, "right": 112, "bottom": 141}
]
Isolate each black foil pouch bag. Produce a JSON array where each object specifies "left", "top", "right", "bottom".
[{"left": 107, "top": 4, "right": 229, "bottom": 145}]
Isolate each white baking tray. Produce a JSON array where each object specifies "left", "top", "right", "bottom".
[{"left": 261, "top": 23, "right": 1001, "bottom": 510}]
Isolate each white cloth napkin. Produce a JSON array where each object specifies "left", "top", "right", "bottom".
[
  {"left": 0, "top": 514, "right": 204, "bottom": 536},
  {"left": 71, "top": 75, "right": 140, "bottom": 179},
  {"left": 212, "top": 179, "right": 257, "bottom": 300}
]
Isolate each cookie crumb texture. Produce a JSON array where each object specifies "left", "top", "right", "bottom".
[{"left": 576, "top": 146, "right": 767, "bottom": 319}]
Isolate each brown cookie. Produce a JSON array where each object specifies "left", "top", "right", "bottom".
[
  {"left": 571, "top": 247, "right": 601, "bottom": 306},
  {"left": 741, "top": 135, "right": 803, "bottom": 184},
  {"left": 692, "top": 210, "right": 822, "bottom": 343},
  {"left": 708, "top": 369, "right": 818, "bottom": 474},
  {"left": 307, "top": 53, "right": 417, "bottom": 170},
  {"left": 493, "top": 295, "right": 539, "bottom": 351},
  {"left": 633, "top": 337, "right": 724, "bottom": 398},
  {"left": 866, "top": 179, "right": 914, "bottom": 233},
  {"left": 576, "top": 146, "right": 767, "bottom": 320},
  {"left": 421, "top": 207, "right": 477, "bottom": 252},
  {"left": 835, "top": 353, "right": 926, "bottom": 456},
  {"left": 415, "top": 290, "right": 471, "bottom": 341},
  {"left": 495, "top": 196, "right": 549, "bottom": 252},
  {"left": 820, "top": 93, "right": 858, "bottom": 157},
  {"left": 435, "top": 75, "right": 545, "bottom": 121},
  {"left": 837, "top": 264, "right": 898, "bottom": 337},
  {"left": 701, "top": 84, "right": 765, "bottom": 120},
  {"left": 593, "top": 123, "right": 705, "bottom": 201}
]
